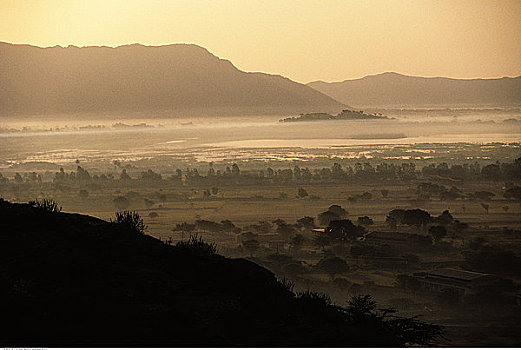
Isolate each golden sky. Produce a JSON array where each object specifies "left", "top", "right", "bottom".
[{"left": 1, "top": 0, "right": 520, "bottom": 83}]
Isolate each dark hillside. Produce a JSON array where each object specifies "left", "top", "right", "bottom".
[{"left": 0, "top": 199, "right": 441, "bottom": 346}]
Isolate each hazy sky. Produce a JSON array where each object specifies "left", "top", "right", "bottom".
[{"left": 1, "top": 0, "right": 520, "bottom": 83}]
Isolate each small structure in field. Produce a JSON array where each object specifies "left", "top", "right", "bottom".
[{"left": 413, "top": 268, "right": 498, "bottom": 298}]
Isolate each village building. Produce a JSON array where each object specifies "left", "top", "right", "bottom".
[{"left": 413, "top": 268, "right": 499, "bottom": 298}]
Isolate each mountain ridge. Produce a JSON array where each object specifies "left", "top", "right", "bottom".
[
  {"left": 307, "top": 72, "right": 521, "bottom": 108},
  {"left": 0, "top": 41, "right": 344, "bottom": 116},
  {"left": 308, "top": 71, "right": 521, "bottom": 85}
]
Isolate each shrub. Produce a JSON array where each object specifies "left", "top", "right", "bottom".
[
  {"left": 30, "top": 199, "right": 62, "bottom": 213},
  {"left": 176, "top": 234, "right": 217, "bottom": 257},
  {"left": 112, "top": 211, "right": 147, "bottom": 234},
  {"left": 317, "top": 256, "right": 349, "bottom": 279},
  {"left": 297, "top": 290, "right": 333, "bottom": 308},
  {"left": 278, "top": 277, "right": 295, "bottom": 294}
]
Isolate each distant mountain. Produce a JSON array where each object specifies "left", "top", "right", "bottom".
[
  {"left": 307, "top": 72, "right": 521, "bottom": 108},
  {"left": 0, "top": 42, "right": 343, "bottom": 116}
]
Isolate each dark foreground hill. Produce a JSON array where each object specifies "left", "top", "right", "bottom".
[
  {"left": 0, "top": 199, "right": 442, "bottom": 346},
  {"left": 0, "top": 42, "right": 343, "bottom": 116},
  {"left": 308, "top": 72, "right": 521, "bottom": 107}
]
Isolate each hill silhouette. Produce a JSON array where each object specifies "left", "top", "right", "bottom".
[
  {"left": 0, "top": 199, "right": 442, "bottom": 346},
  {"left": 0, "top": 42, "right": 343, "bottom": 116},
  {"left": 308, "top": 72, "right": 521, "bottom": 107}
]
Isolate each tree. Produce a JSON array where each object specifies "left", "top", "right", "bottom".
[
  {"left": 317, "top": 256, "right": 349, "bottom": 280},
  {"left": 381, "top": 189, "right": 389, "bottom": 198},
  {"left": 326, "top": 219, "right": 366, "bottom": 244},
  {"left": 175, "top": 234, "right": 217, "bottom": 256},
  {"left": 240, "top": 231, "right": 258, "bottom": 243},
  {"left": 360, "top": 192, "right": 372, "bottom": 200},
  {"left": 402, "top": 209, "right": 431, "bottom": 227},
  {"left": 290, "top": 234, "right": 305, "bottom": 251},
  {"left": 388, "top": 209, "right": 406, "bottom": 224},
  {"left": 297, "top": 187, "right": 309, "bottom": 198},
  {"left": 480, "top": 202, "right": 489, "bottom": 214},
  {"left": 328, "top": 205, "right": 348, "bottom": 217},
  {"left": 112, "top": 211, "right": 147, "bottom": 234},
  {"left": 221, "top": 219, "right": 239, "bottom": 233},
  {"left": 313, "top": 233, "right": 330, "bottom": 250},
  {"left": 173, "top": 222, "right": 196, "bottom": 240},
  {"left": 30, "top": 199, "right": 62, "bottom": 213},
  {"left": 231, "top": 163, "right": 240, "bottom": 176},
  {"left": 242, "top": 239, "right": 260, "bottom": 257},
  {"left": 120, "top": 169, "right": 131, "bottom": 180},
  {"left": 140, "top": 169, "right": 161, "bottom": 181},
  {"left": 272, "top": 219, "right": 296, "bottom": 238},
  {"left": 14, "top": 172, "right": 23, "bottom": 184},
  {"left": 473, "top": 191, "right": 495, "bottom": 201},
  {"left": 318, "top": 210, "right": 340, "bottom": 226},
  {"left": 357, "top": 216, "right": 374, "bottom": 226},
  {"left": 386, "top": 216, "right": 397, "bottom": 230},
  {"left": 436, "top": 210, "right": 454, "bottom": 225},
  {"left": 344, "top": 295, "right": 444, "bottom": 346},
  {"left": 245, "top": 221, "right": 272, "bottom": 233},
  {"left": 296, "top": 216, "right": 315, "bottom": 230},
  {"left": 428, "top": 225, "right": 447, "bottom": 243},
  {"left": 481, "top": 163, "right": 501, "bottom": 181}
]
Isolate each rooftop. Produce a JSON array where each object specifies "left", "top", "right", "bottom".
[{"left": 428, "top": 268, "right": 490, "bottom": 281}]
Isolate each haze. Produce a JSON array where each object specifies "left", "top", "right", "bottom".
[
  {"left": 1, "top": 0, "right": 520, "bottom": 83},
  {"left": 2, "top": 1, "right": 521, "bottom": 348}
]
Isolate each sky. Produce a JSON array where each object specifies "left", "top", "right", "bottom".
[{"left": 1, "top": 0, "right": 520, "bottom": 83}]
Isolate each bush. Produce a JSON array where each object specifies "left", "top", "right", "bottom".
[
  {"left": 317, "top": 256, "right": 349, "bottom": 279},
  {"left": 297, "top": 290, "right": 333, "bottom": 308},
  {"left": 30, "top": 199, "right": 62, "bottom": 213},
  {"left": 112, "top": 211, "right": 147, "bottom": 234},
  {"left": 278, "top": 277, "right": 295, "bottom": 294},
  {"left": 176, "top": 234, "right": 217, "bottom": 257}
]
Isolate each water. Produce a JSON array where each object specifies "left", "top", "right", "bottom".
[{"left": 1, "top": 109, "right": 520, "bottom": 168}]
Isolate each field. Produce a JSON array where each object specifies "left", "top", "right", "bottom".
[{"left": 1, "top": 108, "right": 521, "bottom": 345}]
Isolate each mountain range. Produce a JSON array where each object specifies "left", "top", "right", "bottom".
[
  {"left": 2, "top": 41, "right": 519, "bottom": 115},
  {"left": 307, "top": 72, "right": 521, "bottom": 108},
  {"left": 0, "top": 42, "right": 343, "bottom": 116}
]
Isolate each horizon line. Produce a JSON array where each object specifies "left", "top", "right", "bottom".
[{"left": 2, "top": 40, "right": 520, "bottom": 84}]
